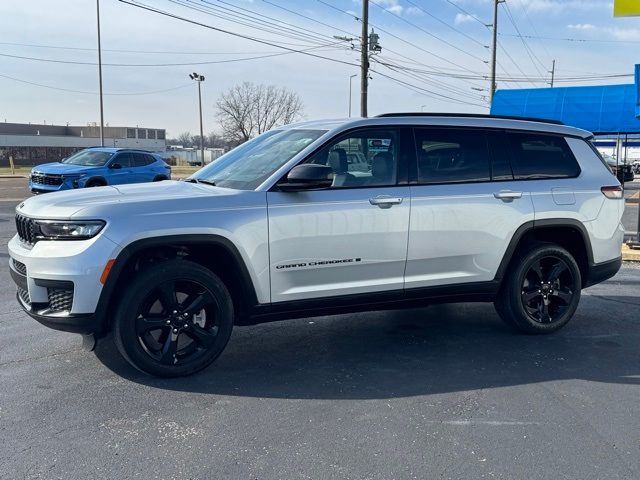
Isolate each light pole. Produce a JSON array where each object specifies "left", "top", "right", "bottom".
[
  {"left": 96, "top": 0, "right": 104, "bottom": 147},
  {"left": 348, "top": 74, "right": 357, "bottom": 117},
  {"left": 189, "top": 72, "right": 205, "bottom": 167}
]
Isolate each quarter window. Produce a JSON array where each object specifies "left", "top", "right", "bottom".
[
  {"left": 414, "top": 129, "right": 491, "bottom": 184},
  {"left": 306, "top": 129, "right": 400, "bottom": 188},
  {"left": 508, "top": 133, "right": 580, "bottom": 179}
]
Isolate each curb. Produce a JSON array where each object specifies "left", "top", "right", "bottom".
[{"left": 622, "top": 244, "right": 640, "bottom": 262}]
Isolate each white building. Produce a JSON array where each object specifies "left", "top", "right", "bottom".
[{"left": 0, "top": 122, "right": 166, "bottom": 166}]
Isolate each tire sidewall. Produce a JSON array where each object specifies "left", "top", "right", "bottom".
[{"left": 113, "top": 260, "right": 234, "bottom": 377}]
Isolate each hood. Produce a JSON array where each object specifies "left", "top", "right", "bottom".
[
  {"left": 16, "top": 180, "right": 252, "bottom": 219},
  {"left": 32, "top": 162, "right": 97, "bottom": 175}
]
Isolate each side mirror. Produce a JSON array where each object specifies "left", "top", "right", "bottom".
[
  {"left": 110, "top": 163, "right": 122, "bottom": 169},
  {"left": 278, "top": 164, "right": 334, "bottom": 192}
]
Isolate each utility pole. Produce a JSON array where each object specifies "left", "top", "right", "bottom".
[
  {"left": 189, "top": 72, "right": 205, "bottom": 167},
  {"left": 549, "top": 59, "right": 556, "bottom": 88},
  {"left": 489, "top": 0, "right": 502, "bottom": 104},
  {"left": 360, "top": 0, "right": 369, "bottom": 118},
  {"left": 96, "top": 0, "right": 105, "bottom": 147}
]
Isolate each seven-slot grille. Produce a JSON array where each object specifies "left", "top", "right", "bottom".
[
  {"left": 15, "top": 214, "right": 38, "bottom": 245},
  {"left": 31, "top": 173, "right": 63, "bottom": 186}
]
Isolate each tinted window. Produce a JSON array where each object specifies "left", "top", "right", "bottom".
[
  {"left": 414, "top": 129, "right": 490, "bottom": 184},
  {"left": 306, "top": 129, "right": 400, "bottom": 188},
  {"left": 145, "top": 154, "right": 157, "bottom": 165},
  {"left": 131, "top": 153, "right": 148, "bottom": 167},
  {"left": 508, "top": 133, "right": 580, "bottom": 179},
  {"left": 113, "top": 153, "right": 132, "bottom": 168}
]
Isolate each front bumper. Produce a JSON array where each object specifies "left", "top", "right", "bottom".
[{"left": 8, "top": 233, "right": 121, "bottom": 334}]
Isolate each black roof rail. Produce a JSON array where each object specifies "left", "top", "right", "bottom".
[{"left": 375, "top": 112, "right": 565, "bottom": 126}]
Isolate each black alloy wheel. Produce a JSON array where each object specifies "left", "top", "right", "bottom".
[
  {"left": 135, "top": 279, "right": 220, "bottom": 366},
  {"left": 520, "top": 256, "right": 575, "bottom": 324},
  {"left": 494, "top": 243, "right": 581, "bottom": 334},
  {"left": 113, "top": 260, "right": 234, "bottom": 377}
]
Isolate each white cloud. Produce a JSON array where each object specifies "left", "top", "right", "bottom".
[
  {"left": 511, "top": 0, "right": 609, "bottom": 14},
  {"left": 567, "top": 23, "right": 597, "bottom": 30},
  {"left": 454, "top": 13, "right": 477, "bottom": 25}
]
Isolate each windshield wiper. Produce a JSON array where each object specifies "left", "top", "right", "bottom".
[{"left": 185, "top": 178, "right": 216, "bottom": 186}]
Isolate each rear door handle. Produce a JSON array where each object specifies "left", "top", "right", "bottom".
[
  {"left": 493, "top": 190, "right": 522, "bottom": 202},
  {"left": 369, "top": 195, "right": 403, "bottom": 209}
]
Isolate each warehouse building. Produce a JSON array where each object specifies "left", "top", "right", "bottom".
[{"left": 0, "top": 122, "right": 166, "bottom": 166}]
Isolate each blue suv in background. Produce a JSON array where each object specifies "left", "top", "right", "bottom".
[{"left": 29, "top": 147, "right": 171, "bottom": 194}]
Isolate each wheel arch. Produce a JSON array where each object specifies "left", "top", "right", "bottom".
[
  {"left": 84, "top": 176, "right": 107, "bottom": 187},
  {"left": 495, "top": 219, "right": 593, "bottom": 288},
  {"left": 97, "top": 234, "right": 259, "bottom": 332}
]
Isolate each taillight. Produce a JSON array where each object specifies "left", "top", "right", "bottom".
[{"left": 601, "top": 185, "right": 623, "bottom": 199}]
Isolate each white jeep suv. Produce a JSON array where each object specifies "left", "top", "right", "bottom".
[{"left": 8, "top": 114, "right": 625, "bottom": 377}]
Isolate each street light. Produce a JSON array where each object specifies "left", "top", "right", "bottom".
[
  {"left": 348, "top": 74, "right": 357, "bottom": 117},
  {"left": 189, "top": 72, "right": 205, "bottom": 167}
]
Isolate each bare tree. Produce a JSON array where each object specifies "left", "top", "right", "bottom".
[
  {"left": 176, "top": 131, "right": 192, "bottom": 147},
  {"left": 216, "top": 82, "right": 303, "bottom": 144}
]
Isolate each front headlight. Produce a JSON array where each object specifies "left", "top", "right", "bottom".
[{"left": 35, "top": 220, "right": 105, "bottom": 240}]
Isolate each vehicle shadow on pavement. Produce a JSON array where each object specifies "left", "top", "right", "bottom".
[{"left": 94, "top": 298, "right": 640, "bottom": 399}]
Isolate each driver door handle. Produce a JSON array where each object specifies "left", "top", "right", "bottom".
[{"left": 369, "top": 195, "right": 403, "bottom": 209}]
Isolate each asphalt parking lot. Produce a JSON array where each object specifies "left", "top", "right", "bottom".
[{"left": 1, "top": 177, "right": 639, "bottom": 479}]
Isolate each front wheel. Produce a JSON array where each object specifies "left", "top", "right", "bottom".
[
  {"left": 494, "top": 243, "right": 582, "bottom": 334},
  {"left": 113, "top": 260, "right": 234, "bottom": 377}
]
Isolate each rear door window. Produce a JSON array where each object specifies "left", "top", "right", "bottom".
[
  {"left": 413, "top": 128, "right": 491, "bottom": 184},
  {"left": 508, "top": 132, "right": 581, "bottom": 179}
]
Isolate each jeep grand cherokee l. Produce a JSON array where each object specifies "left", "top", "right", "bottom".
[{"left": 9, "top": 114, "right": 624, "bottom": 377}]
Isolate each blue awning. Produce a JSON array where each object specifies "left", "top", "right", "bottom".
[{"left": 490, "top": 65, "right": 640, "bottom": 134}]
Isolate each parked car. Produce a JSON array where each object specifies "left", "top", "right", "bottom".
[
  {"left": 29, "top": 147, "right": 171, "bottom": 193},
  {"left": 602, "top": 153, "right": 634, "bottom": 183},
  {"left": 10, "top": 114, "right": 624, "bottom": 377}
]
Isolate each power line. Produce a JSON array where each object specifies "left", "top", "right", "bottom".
[
  {"left": 370, "top": 68, "right": 489, "bottom": 108},
  {"left": 501, "top": 1, "right": 546, "bottom": 80},
  {"left": 0, "top": 41, "right": 347, "bottom": 67},
  {"left": 170, "top": 0, "right": 333, "bottom": 47},
  {"left": 0, "top": 72, "right": 192, "bottom": 95},
  {"left": 0, "top": 41, "right": 292, "bottom": 55},
  {"left": 116, "top": 1, "right": 363, "bottom": 69},
  {"left": 403, "top": 0, "right": 487, "bottom": 48},
  {"left": 369, "top": 0, "right": 488, "bottom": 64},
  {"left": 499, "top": 32, "right": 640, "bottom": 44}
]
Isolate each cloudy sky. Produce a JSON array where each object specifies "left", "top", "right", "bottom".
[{"left": 0, "top": 0, "right": 638, "bottom": 138}]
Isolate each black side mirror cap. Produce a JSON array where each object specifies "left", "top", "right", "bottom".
[{"left": 278, "top": 164, "right": 334, "bottom": 192}]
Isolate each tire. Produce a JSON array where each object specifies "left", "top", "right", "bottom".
[
  {"left": 112, "top": 259, "right": 234, "bottom": 377},
  {"left": 85, "top": 180, "right": 104, "bottom": 188},
  {"left": 153, "top": 176, "right": 167, "bottom": 182},
  {"left": 494, "top": 243, "right": 581, "bottom": 334}
]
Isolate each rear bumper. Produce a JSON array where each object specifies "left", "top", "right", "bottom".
[{"left": 584, "top": 256, "right": 622, "bottom": 288}]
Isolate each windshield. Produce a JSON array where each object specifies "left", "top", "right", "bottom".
[
  {"left": 190, "top": 129, "right": 326, "bottom": 190},
  {"left": 62, "top": 150, "right": 114, "bottom": 166}
]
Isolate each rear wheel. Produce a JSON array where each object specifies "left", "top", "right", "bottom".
[
  {"left": 113, "top": 260, "right": 234, "bottom": 377},
  {"left": 495, "top": 243, "right": 581, "bottom": 334}
]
